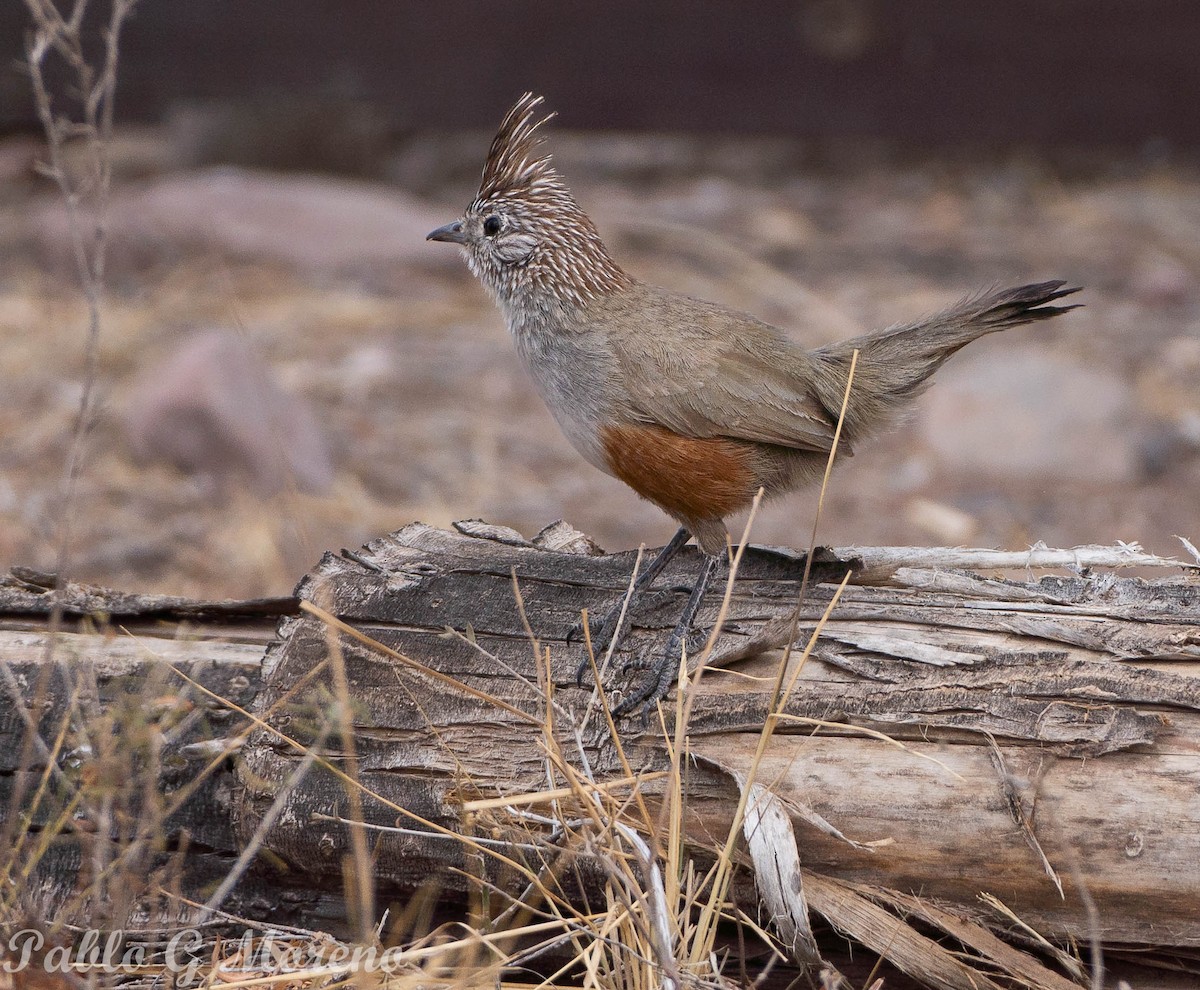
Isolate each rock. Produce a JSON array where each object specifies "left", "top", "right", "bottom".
[
  {"left": 123, "top": 329, "right": 334, "bottom": 495},
  {"left": 905, "top": 497, "right": 978, "bottom": 544},
  {"left": 28, "top": 166, "right": 458, "bottom": 277},
  {"left": 918, "top": 347, "right": 1139, "bottom": 483}
]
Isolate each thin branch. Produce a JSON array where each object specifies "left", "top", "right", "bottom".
[{"left": 21, "top": 0, "right": 139, "bottom": 609}]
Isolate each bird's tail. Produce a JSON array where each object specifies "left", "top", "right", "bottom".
[{"left": 811, "top": 280, "right": 1081, "bottom": 443}]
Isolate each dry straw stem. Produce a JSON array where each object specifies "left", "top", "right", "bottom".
[
  {"left": 437, "top": 561, "right": 695, "bottom": 987},
  {"left": 647, "top": 345, "right": 1060, "bottom": 989},
  {"left": 296, "top": 602, "right": 628, "bottom": 964},
  {"left": 2, "top": 640, "right": 232, "bottom": 930},
  {"left": 672, "top": 349, "right": 861, "bottom": 975},
  {"left": 471, "top": 581, "right": 757, "bottom": 990},
  {"left": 443, "top": 353, "right": 864, "bottom": 989},
  {"left": 202, "top": 722, "right": 334, "bottom": 919},
  {"left": 198, "top": 546, "right": 1132, "bottom": 990},
  {"left": 301, "top": 600, "right": 540, "bottom": 726},
  {"left": 682, "top": 571, "right": 853, "bottom": 971},
  {"left": 985, "top": 734, "right": 1062, "bottom": 899},
  {"left": 798, "top": 348, "right": 860, "bottom": 606},
  {"left": 22, "top": 0, "right": 138, "bottom": 596},
  {"left": 0, "top": 696, "right": 77, "bottom": 913},
  {"left": 580, "top": 546, "right": 648, "bottom": 720},
  {"left": 18, "top": 8, "right": 150, "bottom": 934},
  {"left": 978, "top": 893, "right": 1084, "bottom": 980},
  {"left": 207, "top": 609, "right": 632, "bottom": 972},
  {"left": 166, "top": 656, "right": 551, "bottom": 887},
  {"left": 768, "top": 714, "right": 962, "bottom": 781},
  {"left": 590, "top": 494, "right": 765, "bottom": 988},
  {"left": 165, "top": 681, "right": 602, "bottom": 989},
  {"left": 578, "top": 597, "right": 660, "bottom": 844},
  {"left": 801, "top": 882, "right": 1086, "bottom": 990},
  {"left": 462, "top": 774, "right": 668, "bottom": 813},
  {"left": 519, "top": 351, "right": 865, "bottom": 986},
  {"left": 148, "top": 916, "right": 585, "bottom": 990},
  {"left": 319, "top": 588, "right": 377, "bottom": 945}
]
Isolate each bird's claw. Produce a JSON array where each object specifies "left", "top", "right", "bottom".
[
  {"left": 571, "top": 589, "right": 677, "bottom": 687},
  {"left": 608, "top": 625, "right": 710, "bottom": 721},
  {"left": 566, "top": 612, "right": 604, "bottom": 650},
  {"left": 571, "top": 609, "right": 621, "bottom": 687}
]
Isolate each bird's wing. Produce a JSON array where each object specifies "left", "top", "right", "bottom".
[{"left": 605, "top": 291, "right": 846, "bottom": 454}]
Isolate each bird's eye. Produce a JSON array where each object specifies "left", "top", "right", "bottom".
[{"left": 482, "top": 215, "right": 502, "bottom": 237}]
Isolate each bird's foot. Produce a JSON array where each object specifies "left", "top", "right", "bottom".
[
  {"left": 570, "top": 527, "right": 697, "bottom": 689},
  {"left": 571, "top": 590, "right": 678, "bottom": 687},
  {"left": 567, "top": 611, "right": 605, "bottom": 650},
  {"left": 571, "top": 604, "right": 632, "bottom": 687},
  {"left": 609, "top": 625, "right": 711, "bottom": 721}
]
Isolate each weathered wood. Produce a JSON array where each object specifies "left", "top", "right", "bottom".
[
  {"left": 230, "top": 522, "right": 1200, "bottom": 952},
  {"left": 0, "top": 568, "right": 297, "bottom": 620},
  {"left": 3, "top": 523, "right": 1199, "bottom": 982},
  {"left": 0, "top": 577, "right": 330, "bottom": 930}
]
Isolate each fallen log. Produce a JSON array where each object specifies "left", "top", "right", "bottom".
[{"left": 2, "top": 521, "right": 1198, "bottom": 988}]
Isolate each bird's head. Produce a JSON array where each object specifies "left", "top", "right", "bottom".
[{"left": 427, "top": 93, "right": 628, "bottom": 312}]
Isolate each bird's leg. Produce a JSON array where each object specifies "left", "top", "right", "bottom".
[
  {"left": 573, "top": 526, "right": 691, "bottom": 686},
  {"left": 613, "top": 551, "right": 724, "bottom": 718}
]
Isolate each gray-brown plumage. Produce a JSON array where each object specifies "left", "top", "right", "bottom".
[{"left": 428, "top": 93, "right": 1080, "bottom": 713}]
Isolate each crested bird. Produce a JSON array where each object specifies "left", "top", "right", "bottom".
[{"left": 427, "top": 93, "right": 1080, "bottom": 714}]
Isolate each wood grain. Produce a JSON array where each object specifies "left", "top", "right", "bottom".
[{"left": 2, "top": 522, "right": 1198, "bottom": 972}]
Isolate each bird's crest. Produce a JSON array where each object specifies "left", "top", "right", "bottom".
[{"left": 476, "top": 93, "right": 559, "bottom": 202}]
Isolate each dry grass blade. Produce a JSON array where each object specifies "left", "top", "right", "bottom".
[
  {"left": 462, "top": 773, "right": 668, "bottom": 812},
  {"left": 677, "top": 490, "right": 765, "bottom": 724},
  {"left": 583, "top": 546, "right": 648, "bottom": 717},
  {"left": 986, "top": 735, "right": 1063, "bottom": 899},
  {"left": 318, "top": 590, "right": 376, "bottom": 944},
  {"left": 805, "top": 875, "right": 1009, "bottom": 990},
  {"left": 868, "top": 889, "right": 1084, "bottom": 990},
  {"left": 163, "top": 662, "right": 558, "bottom": 889},
  {"left": 673, "top": 568, "right": 853, "bottom": 986},
  {"left": 651, "top": 359, "right": 860, "bottom": 979},
  {"left": 202, "top": 722, "right": 333, "bottom": 920},
  {"left": 978, "top": 893, "right": 1084, "bottom": 979},
  {"left": 577, "top": 603, "right": 659, "bottom": 847},
  {"left": 544, "top": 745, "right": 685, "bottom": 989},
  {"left": 770, "top": 715, "right": 964, "bottom": 781},
  {"left": 0, "top": 688, "right": 74, "bottom": 907},
  {"left": 797, "top": 348, "right": 859, "bottom": 607}
]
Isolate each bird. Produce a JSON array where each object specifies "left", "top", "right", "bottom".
[{"left": 427, "top": 93, "right": 1080, "bottom": 715}]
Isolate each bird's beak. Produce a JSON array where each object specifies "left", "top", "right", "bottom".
[{"left": 426, "top": 221, "right": 468, "bottom": 244}]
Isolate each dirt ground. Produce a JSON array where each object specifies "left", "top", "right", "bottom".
[{"left": 1, "top": 127, "right": 1198, "bottom": 599}]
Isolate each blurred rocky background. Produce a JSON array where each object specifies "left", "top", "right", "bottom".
[{"left": 1, "top": 1, "right": 1198, "bottom": 597}]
